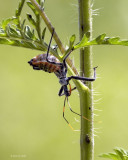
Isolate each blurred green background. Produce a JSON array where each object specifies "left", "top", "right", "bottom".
[{"left": 0, "top": 0, "right": 128, "bottom": 160}]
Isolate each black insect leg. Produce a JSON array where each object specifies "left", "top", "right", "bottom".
[
  {"left": 66, "top": 97, "right": 90, "bottom": 121},
  {"left": 46, "top": 28, "right": 62, "bottom": 66},
  {"left": 63, "top": 49, "right": 73, "bottom": 63},
  {"left": 46, "top": 28, "right": 54, "bottom": 61},
  {"left": 58, "top": 86, "right": 76, "bottom": 97},
  {"left": 67, "top": 66, "right": 98, "bottom": 82},
  {"left": 63, "top": 97, "right": 74, "bottom": 130},
  {"left": 58, "top": 86, "right": 64, "bottom": 96},
  {"left": 63, "top": 49, "right": 73, "bottom": 74}
]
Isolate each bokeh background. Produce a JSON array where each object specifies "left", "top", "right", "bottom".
[{"left": 0, "top": 0, "right": 128, "bottom": 160}]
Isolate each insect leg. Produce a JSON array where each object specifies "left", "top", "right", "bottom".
[
  {"left": 69, "top": 86, "right": 76, "bottom": 95},
  {"left": 63, "top": 97, "right": 74, "bottom": 130},
  {"left": 46, "top": 29, "right": 63, "bottom": 66},
  {"left": 66, "top": 97, "right": 90, "bottom": 121},
  {"left": 68, "top": 83, "right": 72, "bottom": 95},
  {"left": 63, "top": 49, "right": 73, "bottom": 73},
  {"left": 46, "top": 28, "right": 55, "bottom": 60},
  {"left": 58, "top": 86, "right": 64, "bottom": 96},
  {"left": 59, "top": 86, "right": 76, "bottom": 97},
  {"left": 68, "top": 83, "right": 76, "bottom": 96},
  {"left": 67, "top": 66, "right": 98, "bottom": 82},
  {"left": 70, "top": 87, "right": 77, "bottom": 92}
]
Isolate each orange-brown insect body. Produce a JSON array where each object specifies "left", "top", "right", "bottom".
[{"left": 28, "top": 54, "right": 61, "bottom": 73}]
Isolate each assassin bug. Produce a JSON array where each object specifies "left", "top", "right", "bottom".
[{"left": 28, "top": 29, "right": 97, "bottom": 130}]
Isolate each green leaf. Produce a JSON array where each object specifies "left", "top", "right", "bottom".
[
  {"left": 0, "top": 28, "right": 6, "bottom": 37},
  {"left": 1, "top": 18, "right": 13, "bottom": 30},
  {"left": 24, "top": 25, "right": 36, "bottom": 40},
  {"left": 114, "top": 148, "right": 128, "bottom": 160},
  {"left": 69, "top": 34, "right": 76, "bottom": 49},
  {"left": 26, "top": 13, "right": 36, "bottom": 27},
  {"left": 42, "top": 27, "right": 46, "bottom": 40},
  {"left": 27, "top": 1, "right": 39, "bottom": 16},
  {"left": 8, "top": 26, "right": 21, "bottom": 38},
  {"left": 99, "top": 148, "right": 128, "bottom": 160},
  {"left": 95, "top": 33, "right": 106, "bottom": 43},
  {"left": 74, "top": 34, "right": 89, "bottom": 49},
  {"left": 118, "top": 40, "right": 128, "bottom": 46},
  {"left": 0, "top": 35, "right": 46, "bottom": 51},
  {"left": 0, "top": 38, "right": 12, "bottom": 44},
  {"left": 10, "top": 17, "right": 19, "bottom": 26},
  {"left": 73, "top": 33, "right": 128, "bottom": 50},
  {"left": 107, "top": 37, "right": 120, "bottom": 44},
  {"left": 15, "top": 0, "right": 25, "bottom": 17},
  {"left": 99, "top": 153, "right": 119, "bottom": 160},
  {"left": 61, "top": 34, "right": 76, "bottom": 59},
  {"left": 21, "top": 19, "right": 26, "bottom": 30}
]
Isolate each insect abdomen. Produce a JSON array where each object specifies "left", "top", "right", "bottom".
[{"left": 28, "top": 54, "right": 61, "bottom": 73}]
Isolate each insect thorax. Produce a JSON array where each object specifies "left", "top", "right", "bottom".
[{"left": 59, "top": 78, "right": 68, "bottom": 86}]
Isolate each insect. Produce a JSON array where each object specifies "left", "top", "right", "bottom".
[{"left": 28, "top": 29, "right": 97, "bottom": 130}]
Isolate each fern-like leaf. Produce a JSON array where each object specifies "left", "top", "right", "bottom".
[
  {"left": 74, "top": 33, "right": 128, "bottom": 50},
  {"left": 0, "top": 0, "right": 60, "bottom": 60},
  {"left": 99, "top": 147, "right": 128, "bottom": 160}
]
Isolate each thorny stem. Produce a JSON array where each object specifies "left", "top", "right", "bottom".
[
  {"left": 78, "top": 0, "right": 94, "bottom": 160},
  {"left": 30, "top": 0, "right": 78, "bottom": 75}
]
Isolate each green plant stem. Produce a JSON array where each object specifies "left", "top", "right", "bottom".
[
  {"left": 30, "top": 0, "right": 78, "bottom": 75},
  {"left": 78, "top": 0, "right": 94, "bottom": 160}
]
